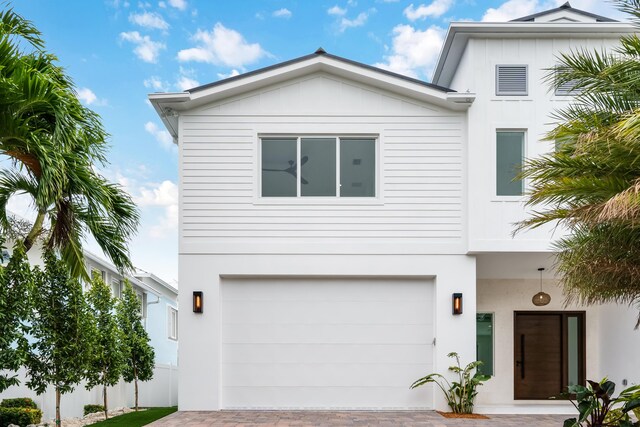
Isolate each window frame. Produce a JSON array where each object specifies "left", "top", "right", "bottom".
[
  {"left": 494, "top": 128, "right": 527, "bottom": 199},
  {"left": 495, "top": 64, "right": 529, "bottom": 96},
  {"left": 257, "top": 134, "right": 380, "bottom": 202},
  {"left": 168, "top": 306, "right": 178, "bottom": 341},
  {"left": 476, "top": 312, "right": 495, "bottom": 377}
]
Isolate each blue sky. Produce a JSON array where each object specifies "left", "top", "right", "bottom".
[{"left": 7, "top": 0, "right": 623, "bottom": 285}]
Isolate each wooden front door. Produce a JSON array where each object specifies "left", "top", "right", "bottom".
[{"left": 514, "top": 312, "right": 585, "bottom": 400}]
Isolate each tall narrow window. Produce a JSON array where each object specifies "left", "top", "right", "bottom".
[
  {"left": 301, "top": 138, "right": 336, "bottom": 196},
  {"left": 261, "top": 138, "right": 297, "bottom": 197},
  {"left": 340, "top": 138, "right": 376, "bottom": 197},
  {"left": 168, "top": 307, "right": 178, "bottom": 340},
  {"left": 476, "top": 313, "right": 494, "bottom": 376},
  {"left": 496, "top": 131, "right": 524, "bottom": 196}
]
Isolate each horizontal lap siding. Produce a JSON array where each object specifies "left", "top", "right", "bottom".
[
  {"left": 181, "top": 117, "right": 463, "bottom": 243},
  {"left": 180, "top": 74, "right": 464, "bottom": 249}
]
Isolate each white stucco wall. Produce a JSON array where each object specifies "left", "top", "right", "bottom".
[{"left": 178, "top": 253, "right": 476, "bottom": 411}]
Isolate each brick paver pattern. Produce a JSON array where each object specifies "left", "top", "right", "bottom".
[{"left": 147, "top": 410, "right": 568, "bottom": 426}]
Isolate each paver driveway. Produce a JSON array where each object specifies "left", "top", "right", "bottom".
[{"left": 147, "top": 410, "right": 569, "bottom": 426}]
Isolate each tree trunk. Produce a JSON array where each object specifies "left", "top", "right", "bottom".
[
  {"left": 134, "top": 369, "right": 139, "bottom": 411},
  {"left": 23, "top": 210, "right": 46, "bottom": 251},
  {"left": 55, "top": 387, "right": 61, "bottom": 427},
  {"left": 103, "top": 385, "right": 108, "bottom": 420}
]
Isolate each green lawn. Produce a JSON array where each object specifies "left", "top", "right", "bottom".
[{"left": 89, "top": 407, "right": 177, "bottom": 426}]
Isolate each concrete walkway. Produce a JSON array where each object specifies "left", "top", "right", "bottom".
[{"left": 147, "top": 410, "right": 570, "bottom": 426}]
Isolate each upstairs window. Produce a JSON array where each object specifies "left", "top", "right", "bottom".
[
  {"left": 261, "top": 136, "right": 376, "bottom": 198},
  {"left": 496, "top": 65, "right": 528, "bottom": 96},
  {"left": 168, "top": 307, "right": 178, "bottom": 340},
  {"left": 496, "top": 130, "right": 525, "bottom": 196},
  {"left": 111, "top": 279, "right": 122, "bottom": 298}
]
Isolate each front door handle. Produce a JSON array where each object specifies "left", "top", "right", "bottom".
[{"left": 517, "top": 334, "right": 525, "bottom": 379}]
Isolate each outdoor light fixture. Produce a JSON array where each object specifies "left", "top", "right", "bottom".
[
  {"left": 193, "top": 291, "right": 203, "bottom": 313},
  {"left": 452, "top": 293, "right": 463, "bottom": 315},
  {"left": 532, "top": 267, "right": 551, "bottom": 306}
]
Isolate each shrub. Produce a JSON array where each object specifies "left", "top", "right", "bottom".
[
  {"left": 0, "top": 397, "right": 37, "bottom": 409},
  {"left": 0, "top": 407, "right": 43, "bottom": 427},
  {"left": 84, "top": 404, "right": 106, "bottom": 416}
]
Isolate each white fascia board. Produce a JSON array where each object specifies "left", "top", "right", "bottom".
[
  {"left": 148, "top": 55, "right": 473, "bottom": 137},
  {"left": 135, "top": 271, "right": 178, "bottom": 296},
  {"left": 433, "top": 21, "right": 635, "bottom": 87}
]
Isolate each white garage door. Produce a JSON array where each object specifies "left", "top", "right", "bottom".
[{"left": 221, "top": 278, "right": 434, "bottom": 409}]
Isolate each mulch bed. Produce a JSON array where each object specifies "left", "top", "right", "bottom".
[{"left": 437, "top": 411, "right": 490, "bottom": 419}]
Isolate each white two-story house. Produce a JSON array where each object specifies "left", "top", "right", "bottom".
[{"left": 149, "top": 3, "right": 639, "bottom": 413}]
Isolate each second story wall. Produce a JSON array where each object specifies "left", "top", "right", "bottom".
[
  {"left": 447, "top": 34, "right": 622, "bottom": 252},
  {"left": 179, "top": 71, "right": 468, "bottom": 256}
]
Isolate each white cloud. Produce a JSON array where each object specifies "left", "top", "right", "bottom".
[
  {"left": 145, "top": 121, "right": 175, "bottom": 151},
  {"left": 217, "top": 69, "right": 240, "bottom": 80},
  {"left": 158, "top": 1, "right": 166, "bottom": 7},
  {"left": 77, "top": 87, "right": 107, "bottom": 106},
  {"left": 129, "top": 11, "right": 169, "bottom": 30},
  {"left": 177, "top": 23, "right": 267, "bottom": 68},
  {"left": 136, "top": 180, "right": 177, "bottom": 207},
  {"left": 482, "top": 0, "right": 545, "bottom": 21},
  {"left": 374, "top": 24, "right": 445, "bottom": 78},
  {"left": 144, "top": 75, "right": 169, "bottom": 92},
  {"left": 273, "top": 8, "right": 292, "bottom": 18},
  {"left": 168, "top": 0, "right": 187, "bottom": 10},
  {"left": 328, "top": 5, "right": 347, "bottom": 15},
  {"left": 404, "top": 0, "right": 453, "bottom": 20},
  {"left": 338, "top": 11, "right": 371, "bottom": 31},
  {"left": 176, "top": 75, "right": 199, "bottom": 90},
  {"left": 150, "top": 203, "right": 178, "bottom": 238},
  {"left": 120, "top": 31, "right": 165, "bottom": 63}
]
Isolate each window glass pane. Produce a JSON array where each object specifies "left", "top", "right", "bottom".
[
  {"left": 568, "top": 316, "right": 579, "bottom": 387},
  {"left": 476, "top": 313, "right": 494, "bottom": 376},
  {"left": 496, "top": 131, "right": 524, "bottom": 196},
  {"left": 262, "top": 138, "right": 297, "bottom": 197},
  {"left": 301, "top": 138, "right": 336, "bottom": 196},
  {"left": 340, "top": 138, "right": 375, "bottom": 197}
]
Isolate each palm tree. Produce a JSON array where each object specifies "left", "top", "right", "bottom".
[
  {"left": 519, "top": 0, "right": 640, "bottom": 323},
  {"left": 0, "top": 7, "right": 139, "bottom": 276}
]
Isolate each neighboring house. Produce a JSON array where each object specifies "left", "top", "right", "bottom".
[
  {"left": 0, "top": 238, "right": 179, "bottom": 418},
  {"left": 149, "top": 3, "right": 640, "bottom": 413}
]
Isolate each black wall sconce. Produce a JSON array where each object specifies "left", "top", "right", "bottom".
[
  {"left": 452, "top": 293, "right": 463, "bottom": 315},
  {"left": 193, "top": 291, "right": 203, "bottom": 313}
]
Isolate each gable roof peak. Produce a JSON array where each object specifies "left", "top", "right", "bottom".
[{"left": 315, "top": 47, "right": 327, "bottom": 55}]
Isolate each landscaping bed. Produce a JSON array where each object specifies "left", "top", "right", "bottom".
[{"left": 87, "top": 407, "right": 177, "bottom": 427}]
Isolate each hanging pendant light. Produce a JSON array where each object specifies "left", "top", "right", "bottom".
[{"left": 532, "top": 267, "right": 551, "bottom": 306}]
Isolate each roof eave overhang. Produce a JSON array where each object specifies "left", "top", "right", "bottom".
[
  {"left": 433, "top": 22, "right": 635, "bottom": 87},
  {"left": 149, "top": 55, "right": 475, "bottom": 139}
]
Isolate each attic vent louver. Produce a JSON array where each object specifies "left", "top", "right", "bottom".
[{"left": 496, "top": 65, "right": 528, "bottom": 96}]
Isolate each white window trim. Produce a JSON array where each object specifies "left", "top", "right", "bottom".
[
  {"left": 491, "top": 126, "right": 528, "bottom": 202},
  {"left": 168, "top": 306, "right": 178, "bottom": 341},
  {"left": 255, "top": 134, "right": 383, "bottom": 205}
]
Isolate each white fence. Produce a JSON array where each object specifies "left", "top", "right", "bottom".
[{"left": 0, "top": 364, "right": 178, "bottom": 421}]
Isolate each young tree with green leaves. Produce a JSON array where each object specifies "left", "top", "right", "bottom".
[
  {"left": 117, "top": 281, "right": 155, "bottom": 411},
  {"left": 85, "top": 273, "right": 125, "bottom": 419},
  {"left": 519, "top": 0, "right": 640, "bottom": 325},
  {"left": 0, "top": 241, "right": 32, "bottom": 392},
  {"left": 22, "top": 252, "right": 95, "bottom": 427}
]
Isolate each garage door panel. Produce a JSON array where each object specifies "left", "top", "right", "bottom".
[
  {"left": 223, "top": 343, "right": 434, "bottom": 364},
  {"left": 223, "top": 300, "right": 432, "bottom": 325},
  {"left": 222, "top": 279, "right": 430, "bottom": 302},
  {"left": 223, "top": 323, "right": 433, "bottom": 344},
  {"left": 221, "top": 278, "right": 434, "bottom": 409},
  {"left": 223, "top": 386, "right": 432, "bottom": 409}
]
